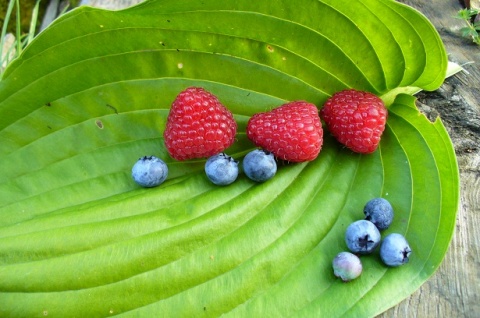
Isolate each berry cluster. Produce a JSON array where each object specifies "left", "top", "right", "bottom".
[
  {"left": 129, "top": 86, "right": 410, "bottom": 287},
  {"left": 131, "top": 86, "right": 389, "bottom": 188},
  {"left": 130, "top": 87, "right": 293, "bottom": 187},
  {"left": 134, "top": 86, "right": 324, "bottom": 188},
  {"left": 205, "top": 149, "right": 277, "bottom": 185},
  {"left": 333, "top": 198, "right": 412, "bottom": 282},
  {"left": 163, "top": 87, "right": 324, "bottom": 164}
]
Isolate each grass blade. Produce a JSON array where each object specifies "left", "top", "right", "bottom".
[
  {"left": 26, "top": 0, "right": 42, "bottom": 46},
  {"left": 0, "top": 0, "right": 17, "bottom": 76}
]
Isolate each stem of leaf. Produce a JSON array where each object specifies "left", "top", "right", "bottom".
[{"left": 27, "top": 1, "right": 42, "bottom": 47}]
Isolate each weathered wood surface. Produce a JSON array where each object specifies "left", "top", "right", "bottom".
[
  {"left": 85, "top": 0, "right": 480, "bottom": 316},
  {"left": 32, "top": 0, "right": 480, "bottom": 316}
]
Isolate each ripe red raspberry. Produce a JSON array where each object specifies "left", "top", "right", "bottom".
[
  {"left": 163, "top": 87, "right": 237, "bottom": 160},
  {"left": 320, "top": 89, "right": 387, "bottom": 154},
  {"left": 246, "top": 101, "right": 323, "bottom": 162}
]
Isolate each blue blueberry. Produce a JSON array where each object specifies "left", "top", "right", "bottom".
[
  {"left": 332, "top": 251, "right": 363, "bottom": 282},
  {"left": 345, "top": 220, "right": 381, "bottom": 254},
  {"left": 243, "top": 149, "right": 277, "bottom": 182},
  {"left": 132, "top": 156, "right": 168, "bottom": 187},
  {"left": 364, "top": 198, "right": 394, "bottom": 230},
  {"left": 380, "top": 233, "right": 412, "bottom": 267},
  {"left": 205, "top": 153, "right": 239, "bottom": 186}
]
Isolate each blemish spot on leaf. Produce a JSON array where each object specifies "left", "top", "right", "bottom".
[
  {"left": 95, "top": 119, "right": 104, "bottom": 129},
  {"left": 105, "top": 103, "right": 118, "bottom": 114},
  {"left": 43, "top": 310, "right": 48, "bottom": 316},
  {"left": 267, "top": 45, "right": 274, "bottom": 53},
  {"left": 177, "top": 63, "right": 184, "bottom": 69}
]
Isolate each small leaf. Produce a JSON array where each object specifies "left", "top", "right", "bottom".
[
  {"left": 473, "top": 21, "right": 480, "bottom": 30},
  {"left": 460, "top": 26, "right": 477, "bottom": 37},
  {"left": 455, "top": 8, "right": 471, "bottom": 19}
]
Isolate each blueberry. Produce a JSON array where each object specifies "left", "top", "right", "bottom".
[
  {"left": 332, "top": 251, "right": 363, "bottom": 282},
  {"left": 132, "top": 156, "right": 168, "bottom": 187},
  {"left": 380, "top": 233, "right": 412, "bottom": 267},
  {"left": 364, "top": 197, "right": 394, "bottom": 230},
  {"left": 243, "top": 149, "right": 277, "bottom": 182},
  {"left": 205, "top": 153, "right": 239, "bottom": 186},
  {"left": 345, "top": 220, "right": 381, "bottom": 254}
]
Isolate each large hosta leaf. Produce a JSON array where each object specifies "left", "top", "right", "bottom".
[{"left": 0, "top": 0, "right": 458, "bottom": 317}]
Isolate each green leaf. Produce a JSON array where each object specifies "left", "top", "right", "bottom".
[
  {"left": 455, "top": 8, "right": 471, "bottom": 20},
  {"left": 460, "top": 26, "right": 477, "bottom": 38},
  {"left": 0, "top": 0, "right": 457, "bottom": 317}
]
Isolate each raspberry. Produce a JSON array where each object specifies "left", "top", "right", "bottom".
[
  {"left": 320, "top": 89, "right": 387, "bottom": 154},
  {"left": 163, "top": 87, "right": 237, "bottom": 160},
  {"left": 246, "top": 101, "right": 323, "bottom": 162}
]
